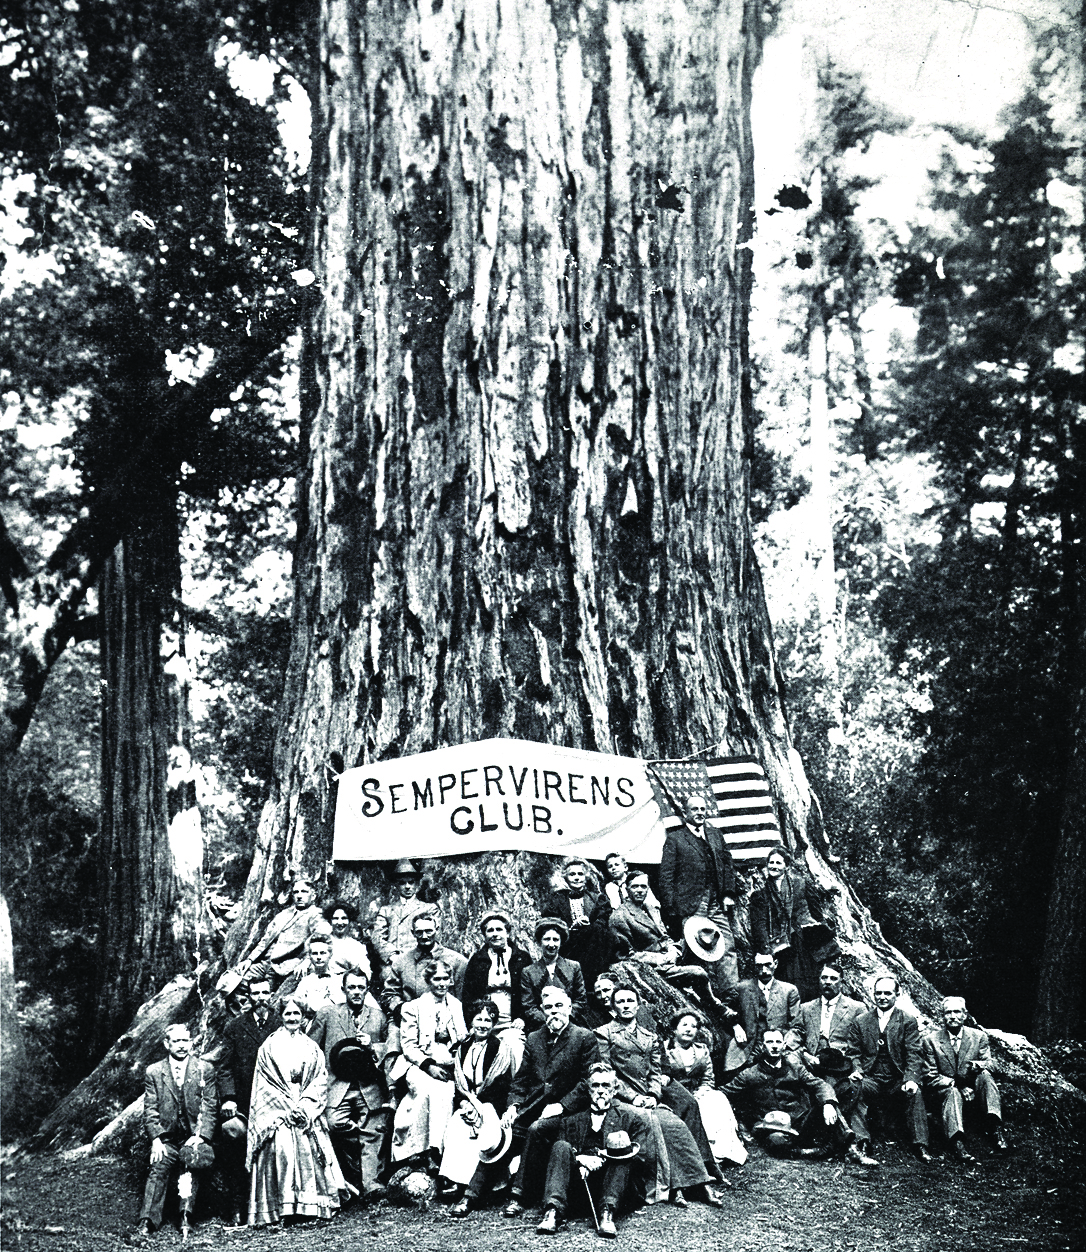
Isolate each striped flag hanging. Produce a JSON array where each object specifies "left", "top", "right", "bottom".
[{"left": 646, "top": 753, "right": 782, "bottom": 863}]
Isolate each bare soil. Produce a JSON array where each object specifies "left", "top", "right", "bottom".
[{"left": 3, "top": 1125, "right": 1084, "bottom": 1252}]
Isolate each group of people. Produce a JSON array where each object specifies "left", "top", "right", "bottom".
[{"left": 131, "top": 796, "right": 1009, "bottom": 1242}]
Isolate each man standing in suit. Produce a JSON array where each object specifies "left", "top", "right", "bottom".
[
  {"left": 520, "top": 920, "right": 588, "bottom": 1029},
  {"left": 217, "top": 977, "right": 280, "bottom": 1226},
  {"left": 726, "top": 952, "right": 800, "bottom": 1068},
  {"left": 309, "top": 967, "right": 391, "bottom": 1203},
  {"left": 133, "top": 1024, "right": 217, "bottom": 1238},
  {"left": 381, "top": 911, "right": 467, "bottom": 1023},
  {"left": 796, "top": 961, "right": 864, "bottom": 1123},
  {"left": 845, "top": 976, "right": 931, "bottom": 1163},
  {"left": 923, "top": 996, "right": 1007, "bottom": 1159},
  {"left": 500, "top": 985, "right": 600, "bottom": 1216},
  {"left": 535, "top": 1065, "right": 653, "bottom": 1237},
  {"left": 658, "top": 793, "right": 738, "bottom": 996}
]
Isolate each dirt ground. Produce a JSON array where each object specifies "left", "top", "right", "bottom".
[{"left": 3, "top": 1125, "right": 1084, "bottom": 1252}]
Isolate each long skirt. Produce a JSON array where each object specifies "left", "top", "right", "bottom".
[
  {"left": 643, "top": 1107, "right": 713, "bottom": 1202},
  {"left": 695, "top": 1088, "right": 747, "bottom": 1165},
  {"left": 438, "top": 1101, "right": 504, "bottom": 1185},
  {"left": 249, "top": 1123, "right": 346, "bottom": 1226},
  {"left": 391, "top": 1065, "right": 455, "bottom": 1162}
]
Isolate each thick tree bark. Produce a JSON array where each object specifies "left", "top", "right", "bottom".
[
  {"left": 93, "top": 504, "right": 204, "bottom": 1051},
  {"left": 0, "top": 893, "right": 27, "bottom": 1120}
]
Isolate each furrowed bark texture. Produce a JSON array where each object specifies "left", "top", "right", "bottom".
[{"left": 94, "top": 506, "right": 203, "bottom": 1051}]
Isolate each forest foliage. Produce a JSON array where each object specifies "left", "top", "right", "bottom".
[{"left": 1, "top": 1, "right": 1082, "bottom": 1134}]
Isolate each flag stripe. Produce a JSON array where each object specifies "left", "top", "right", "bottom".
[{"left": 650, "top": 752, "right": 781, "bottom": 862}]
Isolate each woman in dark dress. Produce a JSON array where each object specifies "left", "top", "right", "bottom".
[{"left": 748, "top": 846, "right": 837, "bottom": 1000}]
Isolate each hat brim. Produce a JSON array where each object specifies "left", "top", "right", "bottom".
[
  {"left": 478, "top": 1123, "right": 514, "bottom": 1164},
  {"left": 753, "top": 1118, "right": 799, "bottom": 1138},
  {"left": 602, "top": 1144, "right": 640, "bottom": 1160},
  {"left": 221, "top": 1114, "right": 248, "bottom": 1140},
  {"left": 682, "top": 916, "right": 727, "bottom": 962}
]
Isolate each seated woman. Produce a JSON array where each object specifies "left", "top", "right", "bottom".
[
  {"left": 389, "top": 959, "right": 467, "bottom": 1170},
  {"left": 662, "top": 1010, "right": 747, "bottom": 1166},
  {"left": 323, "top": 900, "right": 373, "bottom": 981},
  {"left": 519, "top": 919, "right": 588, "bottom": 1029},
  {"left": 246, "top": 998, "right": 347, "bottom": 1227},
  {"left": 441, "top": 999, "right": 517, "bottom": 1212}
]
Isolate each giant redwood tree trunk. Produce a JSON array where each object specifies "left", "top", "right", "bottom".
[{"left": 94, "top": 502, "right": 203, "bottom": 1051}]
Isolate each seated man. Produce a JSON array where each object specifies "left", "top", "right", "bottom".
[
  {"left": 722, "top": 1028, "right": 872, "bottom": 1165},
  {"left": 596, "top": 984, "right": 723, "bottom": 1206},
  {"left": 236, "top": 876, "right": 324, "bottom": 988},
  {"left": 381, "top": 910, "right": 468, "bottom": 1023},
  {"left": 845, "top": 976, "right": 931, "bottom": 1163},
  {"left": 609, "top": 872, "right": 722, "bottom": 1006},
  {"left": 923, "top": 995, "right": 1007, "bottom": 1159},
  {"left": 520, "top": 920, "right": 588, "bottom": 1030},
  {"left": 796, "top": 961, "right": 864, "bottom": 1123},
  {"left": 582, "top": 973, "right": 655, "bottom": 1032},
  {"left": 501, "top": 985, "right": 600, "bottom": 1216},
  {"left": 725, "top": 952, "right": 800, "bottom": 1068},
  {"left": 133, "top": 1024, "right": 217, "bottom": 1239},
  {"left": 308, "top": 967, "right": 391, "bottom": 1204},
  {"left": 536, "top": 1064, "right": 654, "bottom": 1238}
]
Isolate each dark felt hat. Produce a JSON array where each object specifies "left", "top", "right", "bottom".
[
  {"left": 329, "top": 1036, "right": 379, "bottom": 1086},
  {"left": 813, "top": 1047, "right": 851, "bottom": 1078}
]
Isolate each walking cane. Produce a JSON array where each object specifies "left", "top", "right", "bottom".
[{"left": 579, "top": 1166, "right": 600, "bottom": 1233}]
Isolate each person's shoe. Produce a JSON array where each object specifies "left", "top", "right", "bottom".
[
  {"left": 797, "top": 1145, "right": 832, "bottom": 1160},
  {"left": 912, "top": 1145, "right": 934, "bottom": 1163},
  {"left": 702, "top": 1186, "right": 724, "bottom": 1208},
  {"left": 439, "top": 1179, "right": 460, "bottom": 1198},
  {"left": 669, "top": 1189, "right": 687, "bottom": 1208},
  {"left": 847, "top": 1144, "right": 879, "bottom": 1168},
  {"left": 598, "top": 1208, "right": 617, "bottom": 1238},
  {"left": 503, "top": 1198, "right": 525, "bottom": 1218},
  {"left": 130, "top": 1220, "right": 154, "bottom": 1244},
  {"left": 449, "top": 1197, "right": 473, "bottom": 1217},
  {"left": 180, "top": 1215, "right": 191, "bottom": 1242},
  {"left": 992, "top": 1127, "right": 1008, "bottom": 1152},
  {"left": 364, "top": 1184, "right": 388, "bottom": 1206},
  {"left": 536, "top": 1208, "right": 560, "bottom": 1235},
  {"left": 951, "top": 1138, "right": 976, "bottom": 1163}
]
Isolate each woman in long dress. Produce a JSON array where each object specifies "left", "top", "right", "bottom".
[
  {"left": 440, "top": 998, "right": 516, "bottom": 1209},
  {"left": 389, "top": 959, "right": 467, "bottom": 1168},
  {"left": 246, "top": 998, "right": 347, "bottom": 1226},
  {"left": 662, "top": 1010, "right": 747, "bottom": 1167},
  {"left": 748, "top": 846, "right": 837, "bottom": 1000}
]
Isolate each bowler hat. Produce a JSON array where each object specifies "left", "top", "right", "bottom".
[
  {"left": 179, "top": 1141, "right": 215, "bottom": 1171},
  {"left": 752, "top": 1110, "right": 799, "bottom": 1138},
  {"left": 813, "top": 1047, "right": 851, "bottom": 1078},
  {"left": 602, "top": 1130, "right": 640, "bottom": 1160},
  {"left": 683, "top": 915, "right": 728, "bottom": 962},
  {"left": 534, "top": 917, "right": 569, "bottom": 944},
  {"left": 329, "top": 1037, "right": 379, "bottom": 1085}
]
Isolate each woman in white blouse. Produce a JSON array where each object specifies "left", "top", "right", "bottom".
[{"left": 388, "top": 959, "right": 467, "bottom": 1167}]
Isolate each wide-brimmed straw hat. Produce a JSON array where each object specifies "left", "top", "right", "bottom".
[
  {"left": 752, "top": 1110, "right": 799, "bottom": 1138},
  {"left": 683, "top": 915, "right": 728, "bottom": 962},
  {"left": 602, "top": 1130, "right": 640, "bottom": 1160}
]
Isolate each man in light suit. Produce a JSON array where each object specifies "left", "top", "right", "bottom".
[
  {"left": 725, "top": 952, "right": 800, "bottom": 1068},
  {"left": 309, "top": 967, "right": 391, "bottom": 1202},
  {"left": 658, "top": 793, "right": 738, "bottom": 996},
  {"left": 845, "top": 976, "right": 931, "bottom": 1163},
  {"left": 381, "top": 911, "right": 467, "bottom": 1023},
  {"left": 796, "top": 961, "right": 864, "bottom": 1124},
  {"left": 923, "top": 996, "right": 1007, "bottom": 1159},
  {"left": 133, "top": 1024, "right": 218, "bottom": 1238},
  {"left": 217, "top": 977, "right": 280, "bottom": 1225}
]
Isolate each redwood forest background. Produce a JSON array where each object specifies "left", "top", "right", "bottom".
[{"left": 1, "top": 0, "right": 1083, "bottom": 1145}]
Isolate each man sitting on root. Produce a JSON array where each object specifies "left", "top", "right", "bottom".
[{"left": 535, "top": 1064, "right": 653, "bottom": 1239}]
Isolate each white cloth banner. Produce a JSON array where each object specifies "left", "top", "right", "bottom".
[{"left": 333, "top": 738, "right": 666, "bottom": 863}]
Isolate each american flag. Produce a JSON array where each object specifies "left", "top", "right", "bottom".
[{"left": 647, "top": 754, "right": 781, "bottom": 863}]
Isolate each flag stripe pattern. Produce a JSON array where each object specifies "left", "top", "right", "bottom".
[{"left": 647, "top": 754, "right": 781, "bottom": 863}]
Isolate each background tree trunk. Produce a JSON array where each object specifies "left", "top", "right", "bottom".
[
  {"left": 0, "top": 893, "right": 28, "bottom": 1118},
  {"left": 94, "top": 503, "right": 204, "bottom": 1052}
]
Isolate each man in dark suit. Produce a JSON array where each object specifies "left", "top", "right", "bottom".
[
  {"left": 845, "top": 976, "right": 931, "bottom": 1163},
  {"left": 722, "top": 1028, "right": 870, "bottom": 1163},
  {"left": 309, "top": 967, "right": 390, "bottom": 1202},
  {"left": 795, "top": 961, "right": 864, "bottom": 1123},
  {"left": 725, "top": 952, "right": 801, "bottom": 1068},
  {"left": 520, "top": 920, "right": 588, "bottom": 1029},
  {"left": 923, "top": 996, "right": 1007, "bottom": 1159},
  {"left": 535, "top": 1065, "right": 654, "bottom": 1236},
  {"left": 217, "top": 977, "right": 281, "bottom": 1225},
  {"left": 658, "top": 793, "right": 738, "bottom": 995},
  {"left": 500, "top": 985, "right": 600, "bottom": 1215},
  {"left": 134, "top": 1024, "right": 218, "bottom": 1237}
]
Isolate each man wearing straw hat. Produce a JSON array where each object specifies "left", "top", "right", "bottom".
[
  {"left": 217, "top": 977, "right": 280, "bottom": 1226},
  {"left": 535, "top": 1065, "right": 651, "bottom": 1237}
]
